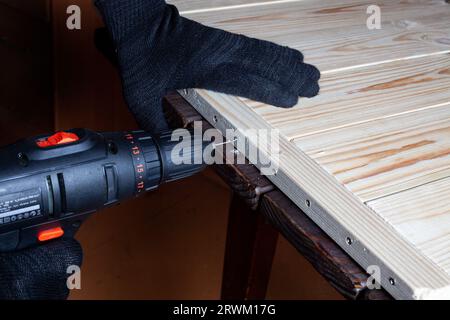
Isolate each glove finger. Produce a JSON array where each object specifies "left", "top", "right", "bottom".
[{"left": 300, "top": 81, "right": 320, "bottom": 98}]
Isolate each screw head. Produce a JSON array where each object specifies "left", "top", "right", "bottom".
[{"left": 389, "top": 277, "right": 396, "bottom": 286}]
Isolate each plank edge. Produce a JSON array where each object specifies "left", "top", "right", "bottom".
[{"left": 181, "top": 89, "right": 450, "bottom": 300}]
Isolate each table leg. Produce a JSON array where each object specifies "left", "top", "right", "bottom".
[{"left": 221, "top": 192, "right": 279, "bottom": 300}]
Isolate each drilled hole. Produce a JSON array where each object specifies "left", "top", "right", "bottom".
[
  {"left": 305, "top": 199, "right": 311, "bottom": 207},
  {"left": 213, "top": 115, "right": 218, "bottom": 123},
  {"left": 346, "top": 237, "right": 353, "bottom": 245},
  {"left": 389, "top": 277, "right": 396, "bottom": 286}
]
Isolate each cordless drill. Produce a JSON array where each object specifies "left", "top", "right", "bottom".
[{"left": 0, "top": 128, "right": 207, "bottom": 252}]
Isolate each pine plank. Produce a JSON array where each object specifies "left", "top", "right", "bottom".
[
  {"left": 182, "top": 89, "right": 450, "bottom": 299},
  {"left": 248, "top": 53, "right": 450, "bottom": 139},
  {"left": 294, "top": 104, "right": 450, "bottom": 202},
  {"left": 185, "top": 0, "right": 450, "bottom": 72},
  {"left": 367, "top": 178, "right": 450, "bottom": 295},
  {"left": 169, "top": 0, "right": 292, "bottom": 13},
  {"left": 181, "top": 0, "right": 450, "bottom": 299}
]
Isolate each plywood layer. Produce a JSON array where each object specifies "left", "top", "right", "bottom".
[{"left": 178, "top": 0, "right": 450, "bottom": 299}]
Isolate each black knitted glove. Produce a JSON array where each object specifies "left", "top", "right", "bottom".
[
  {"left": 0, "top": 239, "right": 83, "bottom": 300},
  {"left": 95, "top": 0, "right": 321, "bottom": 133}
]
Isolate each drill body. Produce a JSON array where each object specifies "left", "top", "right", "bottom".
[{"left": 0, "top": 128, "right": 205, "bottom": 252}]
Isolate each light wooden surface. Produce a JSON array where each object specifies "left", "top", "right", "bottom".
[
  {"left": 368, "top": 177, "right": 450, "bottom": 275},
  {"left": 183, "top": 0, "right": 450, "bottom": 72},
  {"left": 169, "top": 0, "right": 290, "bottom": 13},
  {"left": 176, "top": 0, "right": 450, "bottom": 299}
]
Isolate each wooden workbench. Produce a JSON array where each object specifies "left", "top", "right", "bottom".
[{"left": 171, "top": 0, "right": 450, "bottom": 299}]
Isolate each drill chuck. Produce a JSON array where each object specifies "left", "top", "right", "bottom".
[{"left": 0, "top": 128, "right": 207, "bottom": 252}]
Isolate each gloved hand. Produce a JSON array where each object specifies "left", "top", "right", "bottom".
[
  {"left": 0, "top": 239, "right": 83, "bottom": 300},
  {"left": 95, "top": 0, "right": 321, "bottom": 133}
]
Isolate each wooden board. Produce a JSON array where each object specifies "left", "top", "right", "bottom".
[
  {"left": 182, "top": 0, "right": 450, "bottom": 72},
  {"left": 248, "top": 54, "right": 450, "bottom": 139},
  {"left": 180, "top": 0, "right": 450, "bottom": 299},
  {"left": 168, "top": 0, "right": 291, "bottom": 13},
  {"left": 295, "top": 103, "right": 450, "bottom": 203},
  {"left": 368, "top": 178, "right": 450, "bottom": 276}
]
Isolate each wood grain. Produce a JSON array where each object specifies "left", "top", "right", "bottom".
[
  {"left": 260, "top": 190, "right": 393, "bottom": 300},
  {"left": 169, "top": 0, "right": 292, "bottom": 13},
  {"left": 180, "top": 0, "right": 450, "bottom": 300},
  {"left": 248, "top": 54, "right": 450, "bottom": 139},
  {"left": 139, "top": 0, "right": 450, "bottom": 300},
  {"left": 367, "top": 178, "right": 450, "bottom": 287},
  {"left": 295, "top": 104, "right": 450, "bottom": 203},
  {"left": 244, "top": 54, "right": 450, "bottom": 203},
  {"left": 165, "top": 92, "right": 384, "bottom": 299},
  {"left": 182, "top": 89, "right": 450, "bottom": 299},
  {"left": 185, "top": 0, "right": 450, "bottom": 72},
  {"left": 49, "top": 0, "right": 450, "bottom": 299}
]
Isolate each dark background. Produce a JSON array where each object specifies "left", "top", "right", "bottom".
[{"left": 0, "top": 0, "right": 341, "bottom": 299}]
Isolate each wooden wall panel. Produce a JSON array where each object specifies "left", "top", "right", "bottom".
[
  {"left": 0, "top": 2, "right": 52, "bottom": 145},
  {"left": 0, "top": 0, "right": 49, "bottom": 21},
  {"left": 51, "top": 0, "right": 136, "bottom": 131}
]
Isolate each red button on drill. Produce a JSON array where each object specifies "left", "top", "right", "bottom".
[
  {"left": 36, "top": 132, "right": 79, "bottom": 148},
  {"left": 38, "top": 227, "right": 65, "bottom": 242}
]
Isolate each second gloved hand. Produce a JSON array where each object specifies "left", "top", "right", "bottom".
[
  {"left": 95, "top": 0, "right": 321, "bottom": 133},
  {"left": 0, "top": 239, "right": 82, "bottom": 300}
]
